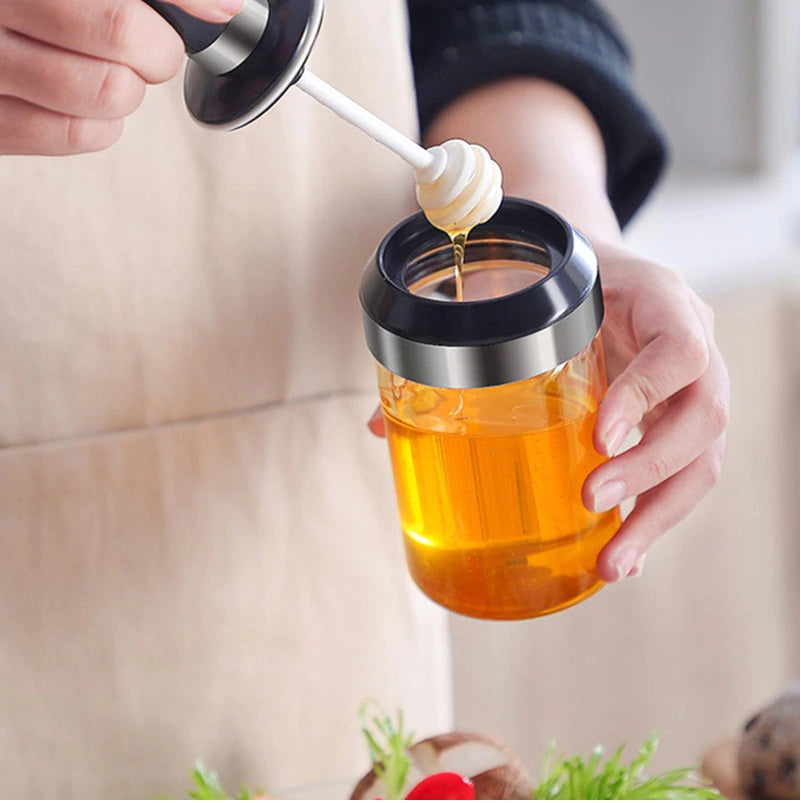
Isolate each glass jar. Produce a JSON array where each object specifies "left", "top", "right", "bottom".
[{"left": 360, "top": 198, "right": 621, "bottom": 619}]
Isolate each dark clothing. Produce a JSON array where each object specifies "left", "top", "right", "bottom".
[{"left": 406, "top": 0, "right": 667, "bottom": 226}]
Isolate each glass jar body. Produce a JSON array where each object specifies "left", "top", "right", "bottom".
[{"left": 377, "top": 335, "right": 620, "bottom": 620}]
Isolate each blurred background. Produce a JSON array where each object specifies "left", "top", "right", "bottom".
[{"left": 449, "top": 0, "right": 800, "bottom": 775}]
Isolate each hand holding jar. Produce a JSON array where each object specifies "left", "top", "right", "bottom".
[
  {"left": 367, "top": 245, "right": 730, "bottom": 589},
  {"left": 370, "top": 76, "right": 731, "bottom": 599},
  {"left": 583, "top": 243, "right": 730, "bottom": 582}
]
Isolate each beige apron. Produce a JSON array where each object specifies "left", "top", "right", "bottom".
[{"left": 0, "top": 2, "right": 452, "bottom": 797}]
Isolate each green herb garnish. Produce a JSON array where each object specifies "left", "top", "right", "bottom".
[
  {"left": 532, "top": 734, "right": 721, "bottom": 799},
  {"left": 184, "top": 713, "right": 721, "bottom": 801},
  {"left": 187, "top": 761, "right": 253, "bottom": 800},
  {"left": 359, "top": 701, "right": 415, "bottom": 799}
]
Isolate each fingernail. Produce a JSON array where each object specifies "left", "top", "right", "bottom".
[
  {"left": 612, "top": 547, "right": 638, "bottom": 581},
  {"left": 592, "top": 479, "right": 626, "bottom": 512},
  {"left": 217, "top": 0, "right": 244, "bottom": 18},
  {"left": 627, "top": 555, "right": 646, "bottom": 578},
  {"left": 603, "top": 419, "right": 630, "bottom": 456}
]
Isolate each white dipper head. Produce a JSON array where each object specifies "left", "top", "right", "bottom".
[{"left": 415, "top": 139, "right": 503, "bottom": 235}]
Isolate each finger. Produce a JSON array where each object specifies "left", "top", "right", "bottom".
[
  {"left": 627, "top": 554, "right": 646, "bottom": 578},
  {"left": 368, "top": 407, "right": 385, "bottom": 438},
  {"left": 596, "top": 436, "right": 726, "bottom": 582},
  {"left": 584, "top": 346, "right": 730, "bottom": 512},
  {"left": 170, "top": 0, "right": 245, "bottom": 22},
  {"left": 0, "top": 0, "right": 184, "bottom": 84},
  {"left": 0, "top": 95, "right": 123, "bottom": 155},
  {"left": 0, "top": 29, "right": 145, "bottom": 120},
  {"left": 596, "top": 303, "right": 710, "bottom": 457}
]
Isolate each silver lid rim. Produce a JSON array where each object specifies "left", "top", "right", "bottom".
[
  {"left": 184, "top": 0, "right": 325, "bottom": 130},
  {"left": 190, "top": 0, "right": 270, "bottom": 76},
  {"left": 362, "top": 229, "right": 604, "bottom": 389}
]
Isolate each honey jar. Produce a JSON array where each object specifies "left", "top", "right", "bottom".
[{"left": 360, "top": 198, "right": 621, "bottom": 619}]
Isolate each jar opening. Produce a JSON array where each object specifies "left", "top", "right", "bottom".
[
  {"left": 360, "top": 198, "right": 603, "bottom": 387},
  {"left": 404, "top": 238, "right": 550, "bottom": 302}
]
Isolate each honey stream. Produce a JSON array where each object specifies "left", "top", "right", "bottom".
[{"left": 450, "top": 230, "right": 468, "bottom": 302}]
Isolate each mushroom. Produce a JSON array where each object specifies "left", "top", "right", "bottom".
[
  {"left": 351, "top": 731, "right": 532, "bottom": 800},
  {"left": 738, "top": 690, "right": 800, "bottom": 800}
]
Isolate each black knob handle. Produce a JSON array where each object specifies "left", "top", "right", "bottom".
[{"left": 143, "top": 0, "right": 228, "bottom": 54}]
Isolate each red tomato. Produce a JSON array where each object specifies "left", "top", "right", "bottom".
[{"left": 404, "top": 772, "right": 476, "bottom": 800}]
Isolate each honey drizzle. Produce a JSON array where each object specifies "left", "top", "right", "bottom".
[{"left": 451, "top": 230, "right": 468, "bottom": 302}]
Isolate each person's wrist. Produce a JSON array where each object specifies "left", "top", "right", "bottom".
[
  {"left": 591, "top": 239, "right": 636, "bottom": 269},
  {"left": 503, "top": 174, "right": 622, "bottom": 249}
]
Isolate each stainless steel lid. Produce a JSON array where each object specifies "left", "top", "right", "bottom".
[
  {"left": 359, "top": 198, "right": 604, "bottom": 389},
  {"left": 145, "top": 0, "right": 325, "bottom": 129}
]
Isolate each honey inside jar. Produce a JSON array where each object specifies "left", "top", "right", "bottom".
[{"left": 378, "top": 335, "right": 619, "bottom": 620}]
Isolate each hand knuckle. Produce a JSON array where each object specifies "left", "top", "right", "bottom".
[
  {"left": 705, "top": 395, "right": 730, "bottom": 437},
  {"left": 645, "top": 452, "right": 672, "bottom": 485},
  {"left": 64, "top": 116, "right": 120, "bottom": 153},
  {"left": 139, "top": 40, "right": 184, "bottom": 85},
  {"left": 98, "top": 3, "right": 133, "bottom": 54},
  {"left": 65, "top": 116, "right": 93, "bottom": 151},
  {"left": 628, "top": 372, "right": 661, "bottom": 415},
  {"left": 677, "top": 331, "right": 710, "bottom": 374},
  {"left": 142, "top": 23, "right": 185, "bottom": 84},
  {"left": 94, "top": 63, "right": 143, "bottom": 116},
  {"left": 698, "top": 450, "right": 723, "bottom": 489}
]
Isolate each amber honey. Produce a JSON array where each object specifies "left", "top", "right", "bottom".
[
  {"left": 450, "top": 230, "right": 468, "bottom": 301},
  {"left": 378, "top": 337, "right": 620, "bottom": 619}
]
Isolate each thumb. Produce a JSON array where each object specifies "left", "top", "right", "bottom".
[{"left": 155, "top": 0, "right": 244, "bottom": 24}]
